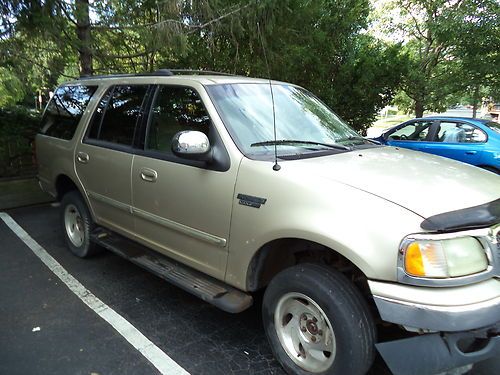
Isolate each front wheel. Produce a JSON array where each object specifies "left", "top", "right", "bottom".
[{"left": 263, "top": 263, "right": 376, "bottom": 375}]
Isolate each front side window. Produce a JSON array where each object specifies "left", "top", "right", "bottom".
[
  {"left": 146, "top": 86, "right": 210, "bottom": 155},
  {"left": 87, "top": 85, "right": 148, "bottom": 146},
  {"left": 40, "top": 85, "right": 97, "bottom": 140},
  {"left": 207, "top": 83, "right": 362, "bottom": 158},
  {"left": 388, "top": 121, "right": 432, "bottom": 141},
  {"left": 436, "top": 122, "right": 486, "bottom": 143}
]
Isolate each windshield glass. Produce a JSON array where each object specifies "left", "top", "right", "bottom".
[{"left": 207, "top": 83, "right": 361, "bottom": 157}]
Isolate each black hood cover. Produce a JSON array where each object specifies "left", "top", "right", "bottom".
[{"left": 421, "top": 198, "right": 500, "bottom": 232}]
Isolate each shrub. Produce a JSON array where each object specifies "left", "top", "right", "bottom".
[{"left": 0, "top": 106, "right": 41, "bottom": 178}]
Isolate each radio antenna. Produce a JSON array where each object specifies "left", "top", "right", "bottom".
[{"left": 257, "top": 22, "right": 280, "bottom": 171}]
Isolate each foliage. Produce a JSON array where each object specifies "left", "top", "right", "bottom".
[
  {"left": 374, "top": 0, "right": 500, "bottom": 117},
  {"left": 0, "top": 67, "right": 24, "bottom": 106},
  {"left": 0, "top": 0, "right": 406, "bottom": 132},
  {"left": 0, "top": 105, "right": 41, "bottom": 177}
]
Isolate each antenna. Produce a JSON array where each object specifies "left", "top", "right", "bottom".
[{"left": 257, "top": 22, "right": 280, "bottom": 171}]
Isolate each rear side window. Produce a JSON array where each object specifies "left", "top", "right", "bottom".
[
  {"left": 87, "top": 85, "right": 148, "bottom": 146},
  {"left": 40, "top": 85, "right": 97, "bottom": 140}
]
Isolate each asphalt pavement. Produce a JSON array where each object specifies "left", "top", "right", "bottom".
[{"left": 0, "top": 204, "right": 498, "bottom": 375}]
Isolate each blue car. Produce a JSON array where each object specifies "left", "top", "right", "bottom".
[{"left": 374, "top": 117, "right": 500, "bottom": 173}]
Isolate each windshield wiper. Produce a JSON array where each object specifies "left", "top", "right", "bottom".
[
  {"left": 250, "top": 139, "right": 351, "bottom": 151},
  {"left": 339, "top": 136, "right": 381, "bottom": 145}
]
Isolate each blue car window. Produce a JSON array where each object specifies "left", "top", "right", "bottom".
[
  {"left": 388, "top": 121, "right": 433, "bottom": 141},
  {"left": 435, "top": 122, "right": 486, "bottom": 143}
]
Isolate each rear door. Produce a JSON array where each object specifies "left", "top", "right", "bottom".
[
  {"left": 421, "top": 120, "right": 486, "bottom": 165},
  {"left": 131, "top": 84, "right": 236, "bottom": 279},
  {"left": 75, "top": 84, "right": 149, "bottom": 236},
  {"left": 384, "top": 120, "right": 435, "bottom": 152}
]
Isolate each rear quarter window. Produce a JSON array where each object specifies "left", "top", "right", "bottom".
[{"left": 40, "top": 85, "right": 97, "bottom": 140}]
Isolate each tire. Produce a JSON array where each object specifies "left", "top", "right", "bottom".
[
  {"left": 262, "top": 263, "right": 376, "bottom": 375},
  {"left": 60, "top": 190, "right": 101, "bottom": 258}
]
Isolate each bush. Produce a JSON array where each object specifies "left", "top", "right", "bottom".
[{"left": 0, "top": 106, "right": 41, "bottom": 178}]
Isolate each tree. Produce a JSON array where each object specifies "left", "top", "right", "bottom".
[
  {"left": 0, "top": 67, "right": 24, "bottom": 106},
  {"left": 374, "top": 0, "right": 500, "bottom": 117},
  {"left": 178, "top": 0, "right": 405, "bottom": 130}
]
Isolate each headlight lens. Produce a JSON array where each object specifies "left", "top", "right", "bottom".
[{"left": 403, "top": 237, "right": 488, "bottom": 278}]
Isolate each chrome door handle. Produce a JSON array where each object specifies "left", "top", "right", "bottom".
[
  {"left": 465, "top": 151, "right": 477, "bottom": 155},
  {"left": 76, "top": 152, "right": 89, "bottom": 164},
  {"left": 140, "top": 168, "right": 158, "bottom": 182}
]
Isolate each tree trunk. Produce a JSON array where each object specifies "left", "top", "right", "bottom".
[
  {"left": 75, "top": 0, "right": 93, "bottom": 76},
  {"left": 472, "top": 85, "right": 479, "bottom": 118},
  {"left": 415, "top": 101, "right": 424, "bottom": 118}
]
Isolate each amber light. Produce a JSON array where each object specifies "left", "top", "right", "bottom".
[{"left": 404, "top": 242, "right": 425, "bottom": 276}]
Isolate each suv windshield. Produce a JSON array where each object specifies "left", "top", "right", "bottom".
[{"left": 207, "top": 83, "right": 364, "bottom": 158}]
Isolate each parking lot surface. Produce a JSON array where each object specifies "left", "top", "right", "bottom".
[{"left": 1, "top": 204, "right": 498, "bottom": 375}]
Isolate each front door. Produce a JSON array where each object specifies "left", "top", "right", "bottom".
[
  {"left": 421, "top": 121, "right": 486, "bottom": 166},
  {"left": 75, "top": 84, "right": 149, "bottom": 236},
  {"left": 131, "top": 85, "right": 237, "bottom": 279}
]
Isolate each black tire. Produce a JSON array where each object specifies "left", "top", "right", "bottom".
[
  {"left": 263, "top": 263, "right": 376, "bottom": 375},
  {"left": 60, "top": 190, "right": 101, "bottom": 258}
]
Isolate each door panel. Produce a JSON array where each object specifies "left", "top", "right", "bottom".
[
  {"left": 75, "top": 143, "right": 134, "bottom": 234},
  {"left": 131, "top": 156, "right": 237, "bottom": 279}
]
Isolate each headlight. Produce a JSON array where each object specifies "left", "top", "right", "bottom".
[{"left": 402, "top": 237, "right": 488, "bottom": 278}]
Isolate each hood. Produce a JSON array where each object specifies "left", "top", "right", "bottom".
[{"left": 289, "top": 146, "right": 500, "bottom": 219}]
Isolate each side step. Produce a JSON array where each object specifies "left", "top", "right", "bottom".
[{"left": 90, "top": 228, "right": 253, "bottom": 313}]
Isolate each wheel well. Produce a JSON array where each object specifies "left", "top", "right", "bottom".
[
  {"left": 246, "top": 238, "right": 368, "bottom": 294},
  {"left": 55, "top": 175, "right": 79, "bottom": 201}
]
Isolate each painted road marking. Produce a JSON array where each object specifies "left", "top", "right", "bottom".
[{"left": 0, "top": 212, "right": 189, "bottom": 375}]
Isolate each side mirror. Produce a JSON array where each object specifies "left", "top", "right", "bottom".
[{"left": 172, "top": 130, "right": 212, "bottom": 162}]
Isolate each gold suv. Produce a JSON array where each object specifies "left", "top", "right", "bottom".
[{"left": 36, "top": 70, "right": 500, "bottom": 375}]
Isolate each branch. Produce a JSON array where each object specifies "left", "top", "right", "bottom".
[
  {"left": 55, "top": 0, "right": 78, "bottom": 26},
  {"left": 12, "top": 53, "right": 77, "bottom": 79},
  {"left": 92, "top": 1, "right": 251, "bottom": 33}
]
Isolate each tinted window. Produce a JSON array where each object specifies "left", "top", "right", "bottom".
[
  {"left": 40, "top": 85, "right": 97, "bottom": 140},
  {"left": 87, "top": 88, "right": 113, "bottom": 140},
  {"left": 147, "top": 86, "right": 210, "bottom": 155},
  {"left": 436, "top": 122, "right": 486, "bottom": 143},
  {"left": 91, "top": 85, "right": 148, "bottom": 146},
  {"left": 388, "top": 121, "right": 432, "bottom": 141}
]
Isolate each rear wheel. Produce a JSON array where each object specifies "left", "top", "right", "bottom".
[
  {"left": 60, "top": 191, "right": 101, "bottom": 258},
  {"left": 263, "top": 263, "right": 376, "bottom": 375}
]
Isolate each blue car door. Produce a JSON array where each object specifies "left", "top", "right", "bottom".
[
  {"left": 384, "top": 120, "right": 436, "bottom": 152},
  {"left": 419, "top": 120, "right": 486, "bottom": 166}
]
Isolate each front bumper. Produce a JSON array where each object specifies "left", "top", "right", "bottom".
[
  {"left": 372, "top": 285, "right": 500, "bottom": 374},
  {"left": 373, "top": 294, "right": 500, "bottom": 332}
]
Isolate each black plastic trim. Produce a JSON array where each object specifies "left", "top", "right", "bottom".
[
  {"left": 237, "top": 194, "right": 267, "bottom": 208},
  {"left": 421, "top": 198, "right": 500, "bottom": 232},
  {"left": 376, "top": 323, "right": 500, "bottom": 375}
]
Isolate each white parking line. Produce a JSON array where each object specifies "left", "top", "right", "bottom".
[{"left": 0, "top": 212, "right": 189, "bottom": 375}]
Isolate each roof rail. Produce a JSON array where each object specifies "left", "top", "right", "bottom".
[{"left": 78, "top": 69, "right": 234, "bottom": 80}]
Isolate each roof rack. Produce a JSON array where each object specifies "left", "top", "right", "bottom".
[{"left": 78, "top": 69, "right": 235, "bottom": 80}]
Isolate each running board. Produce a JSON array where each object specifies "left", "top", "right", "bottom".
[{"left": 90, "top": 228, "right": 253, "bottom": 313}]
